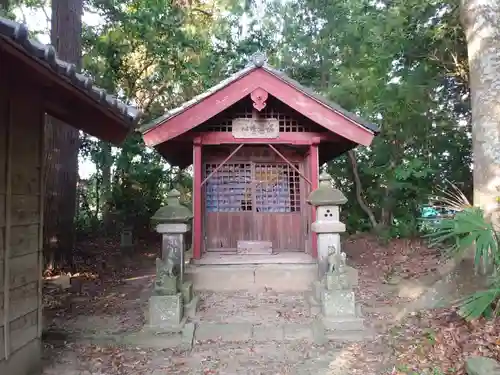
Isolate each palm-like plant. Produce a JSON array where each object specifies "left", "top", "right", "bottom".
[{"left": 426, "top": 182, "right": 500, "bottom": 320}]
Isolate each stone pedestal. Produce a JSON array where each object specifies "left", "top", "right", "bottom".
[{"left": 149, "top": 294, "right": 184, "bottom": 330}]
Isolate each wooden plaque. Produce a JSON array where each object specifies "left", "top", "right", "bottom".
[{"left": 232, "top": 118, "right": 279, "bottom": 139}]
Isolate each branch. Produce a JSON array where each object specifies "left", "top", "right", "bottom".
[{"left": 347, "top": 150, "right": 379, "bottom": 229}]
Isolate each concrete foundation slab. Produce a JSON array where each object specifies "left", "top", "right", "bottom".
[
  {"left": 195, "top": 323, "right": 253, "bottom": 342},
  {"left": 187, "top": 265, "right": 255, "bottom": 291},
  {"left": 283, "top": 323, "right": 314, "bottom": 341},
  {"left": 187, "top": 263, "right": 317, "bottom": 292},
  {"left": 322, "top": 316, "right": 365, "bottom": 331},
  {"left": 122, "top": 331, "right": 184, "bottom": 349},
  {"left": 254, "top": 264, "right": 316, "bottom": 291},
  {"left": 252, "top": 325, "right": 285, "bottom": 341}
]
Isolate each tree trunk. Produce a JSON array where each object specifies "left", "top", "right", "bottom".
[
  {"left": 0, "top": 0, "right": 9, "bottom": 14},
  {"left": 461, "top": 1, "right": 500, "bottom": 214},
  {"left": 347, "top": 150, "right": 379, "bottom": 229},
  {"left": 43, "top": 0, "right": 83, "bottom": 270},
  {"left": 100, "top": 141, "right": 113, "bottom": 233}
]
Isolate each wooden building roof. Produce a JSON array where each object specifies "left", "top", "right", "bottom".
[
  {"left": 142, "top": 53, "right": 379, "bottom": 167},
  {"left": 0, "top": 16, "right": 140, "bottom": 144}
]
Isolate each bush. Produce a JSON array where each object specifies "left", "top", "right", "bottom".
[{"left": 426, "top": 203, "right": 500, "bottom": 320}]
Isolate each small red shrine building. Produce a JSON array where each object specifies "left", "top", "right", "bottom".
[{"left": 142, "top": 53, "right": 379, "bottom": 261}]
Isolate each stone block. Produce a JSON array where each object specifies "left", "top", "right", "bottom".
[
  {"left": 312, "top": 280, "right": 323, "bottom": 302},
  {"left": 195, "top": 323, "right": 252, "bottom": 342},
  {"left": 321, "top": 290, "right": 356, "bottom": 317},
  {"left": 252, "top": 325, "right": 284, "bottom": 341},
  {"left": 149, "top": 294, "right": 183, "bottom": 330},
  {"left": 311, "top": 318, "right": 328, "bottom": 345},
  {"left": 237, "top": 240, "right": 273, "bottom": 255},
  {"left": 254, "top": 264, "right": 316, "bottom": 291},
  {"left": 466, "top": 356, "right": 500, "bottom": 375},
  {"left": 122, "top": 330, "right": 183, "bottom": 349},
  {"left": 187, "top": 265, "right": 255, "bottom": 291},
  {"left": 322, "top": 316, "right": 364, "bottom": 331},
  {"left": 180, "top": 281, "right": 193, "bottom": 304},
  {"left": 184, "top": 294, "right": 199, "bottom": 319},
  {"left": 283, "top": 323, "right": 313, "bottom": 341},
  {"left": 181, "top": 322, "right": 195, "bottom": 350}
]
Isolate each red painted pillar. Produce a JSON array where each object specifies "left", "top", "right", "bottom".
[
  {"left": 310, "top": 142, "right": 319, "bottom": 258},
  {"left": 193, "top": 138, "right": 202, "bottom": 260}
]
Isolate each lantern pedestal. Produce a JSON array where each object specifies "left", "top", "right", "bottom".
[
  {"left": 147, "top": 189, "right": 198, "bottom": 333},
  {"left": 307, "top": 172, "right": 365, "bottom": 341}
]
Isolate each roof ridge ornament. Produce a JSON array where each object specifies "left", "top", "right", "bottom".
[{"left": 250, "top": 51, "right": 267, "bottom": 68}]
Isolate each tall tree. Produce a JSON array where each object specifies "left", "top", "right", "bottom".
[
  {"left": 44, "top": 0, "right": 83, "bottom": 268},
  {"left": 0, "top": 0, "right": 10, "bottom": 14},
  {"left": 461, "top": 0, "right": 500, "bottom": 214}
]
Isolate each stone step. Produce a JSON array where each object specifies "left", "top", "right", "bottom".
[
  {"left": 186, "top": 263, "right": 316, "bottom": 292},
  {"left": 192, "top": 321, "right": 372, "bottom": 344},
  {"left": 236, "top": 240, "right": 273, "bottom": 255},
  {"left": 194, "top": 322, "right": 314, "bottom": 343},
  {"left": 192, "top": 289, "right": 313, "bottom": 325}
]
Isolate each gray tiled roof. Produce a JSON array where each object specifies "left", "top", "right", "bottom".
[
  {"left": 0, "top": 16, "right": 140, "bottom": 126},
  {"left": 141, "top": 52, "right": 379, "bottom": 135}
]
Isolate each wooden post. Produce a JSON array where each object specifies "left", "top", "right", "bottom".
[
  {"left": 37, "top": 113, "right": 45, "bottom": 339},
  {"left": 3, "top": 94, "right": 12, "bottom": 360},
  {"left": 310, "top": 142, "right": 319, "bottom": 258},
  {"left": 192, "top": 138, "right": 202, "bottom": 260}
]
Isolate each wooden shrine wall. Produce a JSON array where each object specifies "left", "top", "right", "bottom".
[
  {"left": 0, "top": 58, "right": 44, "bottom": 375},
  {"left": 199, "top": 97, "right": 319, "bottom": 253}
]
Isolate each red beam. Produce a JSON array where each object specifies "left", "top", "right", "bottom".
[
  {"left": 195, "top": 131, "right": 338, "bottom": 145},
  {"left": 192, "top": 139, "right": 202, "bottom": 260},
  {"left": 310, "top": 143, "right": 319, "bottom": 258}
]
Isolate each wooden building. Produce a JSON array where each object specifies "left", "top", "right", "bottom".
[
  {"left": 142, "top": 53, "right": 379, "bottom": 262},
  {"left": 0, "top": 17, "right": 138, "bottom": 375}
]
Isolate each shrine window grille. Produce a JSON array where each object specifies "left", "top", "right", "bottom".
[{"left": 204, "top": 163, "right": 301, "bottom": 213}]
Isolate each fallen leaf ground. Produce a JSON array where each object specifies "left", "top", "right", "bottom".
[{"left": 41, "top": 234, "right": 498, "bottom": 375}]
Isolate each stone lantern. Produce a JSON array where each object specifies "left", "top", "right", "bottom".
[
  {"left": 307, "top": 171, "right": 347, "bottom": 279},
  {"left": 148, "top": 189, "right": 197, "bottom": 332},
  {"left": 307, "top": 172, "right": 364, "bottom": 335}
]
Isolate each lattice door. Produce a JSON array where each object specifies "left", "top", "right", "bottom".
[{"left": 204, "top": 162, "right": 303, "bottom": 251}]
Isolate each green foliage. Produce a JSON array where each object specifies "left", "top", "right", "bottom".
[
  {"left": 11, "top": 0, "right": 471, "bottom": 241},
  {"left": 427, "top": 201, "right": 500, "bottom": 320}
]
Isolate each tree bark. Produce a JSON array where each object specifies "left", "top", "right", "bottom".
[
  {"left": 0, "top": 0, "right": 9, "bottom": 13},
  {"left": 43, "top": 0, "right": 83, "bottom": 269},
  {"left": 347, "top": 150, "right": 379, "bottom": 229},
  {"left": 461, "top": 1, "right": 500, "bottom": 214}
]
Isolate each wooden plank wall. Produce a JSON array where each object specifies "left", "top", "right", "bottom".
[
  {"left": 0, "top": 57, "right": 44, "bottom": 373},
  {"left": 203, "top": 145, "right": 306, "bottom": 252}
]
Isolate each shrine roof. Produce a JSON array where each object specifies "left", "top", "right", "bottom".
[
  {"left": 0, "top": 16, "right": 140, "bottom": 144},
  {"left": 140, "top": 53, "right": 379, "bottom": 141}
]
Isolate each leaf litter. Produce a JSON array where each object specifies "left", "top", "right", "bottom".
[{"left": 41, "top": 234, "right": 499, "bottom": 374}]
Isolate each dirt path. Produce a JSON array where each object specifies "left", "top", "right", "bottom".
[{"left": 41, "top": 235, "right": 492, "bottom": 375}]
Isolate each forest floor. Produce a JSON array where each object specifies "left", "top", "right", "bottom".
[{"left": 40, "top": 235, "right": 499, "bottom": 375}]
